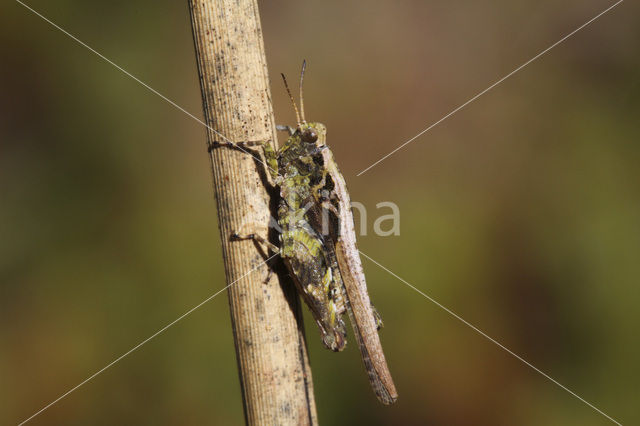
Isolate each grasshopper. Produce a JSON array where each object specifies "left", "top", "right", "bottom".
[{"left": 214, "top": 61, "right": 397, "bottom": 404}]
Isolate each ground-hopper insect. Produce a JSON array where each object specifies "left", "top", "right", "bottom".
[{"left": 213, "top": 61, "right": 397, "bottom": 404}]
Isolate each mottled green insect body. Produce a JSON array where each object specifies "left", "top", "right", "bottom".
[
  {"left": 275, "top": 119, "right": 397, "bottom": 404},
  {"left": 271, "top": 122, "right": 348, "bottom": 352},
  {"left": 221, "top": 63, "right": 397, "bottom": 404}
]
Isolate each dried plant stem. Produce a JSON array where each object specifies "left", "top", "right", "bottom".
[{"left": 188, "top": 1, "right": 318, "bottom": 424}]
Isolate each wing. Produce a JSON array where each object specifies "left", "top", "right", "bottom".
[{"left": 318, "top": 147, "right": 398, "bottom": 404}]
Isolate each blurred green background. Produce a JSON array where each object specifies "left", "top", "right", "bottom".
[{"left": 1, "top": 0, "right": 638, "bottom": 425}]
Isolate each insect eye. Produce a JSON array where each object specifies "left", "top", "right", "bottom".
[{"left": 303, "top": 129, "right": 318, "bottom": 142}]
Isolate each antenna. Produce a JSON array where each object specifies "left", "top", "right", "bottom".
[
  {"left": 281, "top": 73, "right": 301, "bottom": 126},
  {"left": 299, "top": 60, "right": 307, "bottom": 124}
]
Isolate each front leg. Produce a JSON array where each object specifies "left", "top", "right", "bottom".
[
  {"left": 276, "top": 125, "right": 296, "bottom": 136},
  {"left": 209, "top": 138, "right": 280, "bottom": 183},
  {"left": 208, "top": 139, "right": 268, "bottom": 151}
]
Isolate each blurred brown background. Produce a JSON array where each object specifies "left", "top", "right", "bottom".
[{"left": 1, "top": 0, "right": 638, "bottom": 425}]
